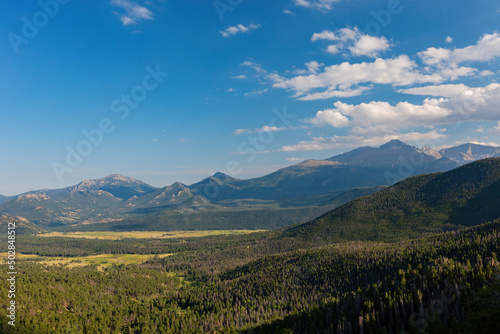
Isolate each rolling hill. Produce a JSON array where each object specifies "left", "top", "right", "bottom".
[{"left": 285, "top": 158, "right": 500, "bottom": 243}]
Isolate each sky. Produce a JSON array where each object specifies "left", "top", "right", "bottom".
[{"left": 1, "top": 0, "right": 500, "bottom": 195}]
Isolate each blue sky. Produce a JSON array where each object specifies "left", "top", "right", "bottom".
[{"left": 1, "top": 0, "right": 500, "bottom": 195}]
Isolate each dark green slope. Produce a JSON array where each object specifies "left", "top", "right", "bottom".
[{"left": 285, "top": 158, "right": 500, "bottom": 243}]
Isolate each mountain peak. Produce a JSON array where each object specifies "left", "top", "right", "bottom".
[
  {"left": 212, "top": 172, "right": 235, "bottom": 181},
  {"left": 103, "top": 174, "right": 137, "bottom": 182},
  {"left": 418, "top": 146, "right": 443, "bottom": 159},
  {"left": 69, "top": 174, "right": 157, "bottom": 200},
  {"left": 379, "top": 139, "right": 410, "bottom": 150}
]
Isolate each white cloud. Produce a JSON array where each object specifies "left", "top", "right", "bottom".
[
  {"left": 480, "top": 70, "right": 495, "bottom": 76},
  {"left": 305, "top": 108, "right": 350, "bottom": 127},
  {"left": 110, "top": 0, "right": 153, "bottom": 26},
  {"left": 305, "top": 61, "right": 324, "bottom": 74},
  {"left": 349, "top": 35, "right": 391, "bottom": 57},
  {"left": 312, "top": 27, "right": 391, "bottom": 57},
  {"left": 418, "top": 47, "right": 451, "bottom": 65},
  {"left": 297, "top": 87, "right": 370, "bottom": 101},
  {"left": 294, "top": 0, "right": 339, "bottom": 11},
  {"left": 326, "top": 44, "right": 341, "bottom": 54},
  {"left": 311, "top": 29, "right": 356, "bottom": 42},
  {"left": 233, "top": 125, "right": 286, "bottom": 135},
  {"left": 494, "top": 122, "right": 500, "bottom": 132},
  {"left": 269, "top": 55, "right": 445, "bottom": 98},
  {"left": 244, "top": 88, "right": 268, "bottom": 97},
  {"left": 419, "top": 32, "right": 500, "bottom": 65},
  {"left": 286, "top": 157, "right": 305, "bottom": 162},
  {"left": 241, "top": 61, "right": 267, "bottom": 74},
  {"left": 283, "top": 83, "right": 500, "bottom": 151},
  {"left": 305, "top": 100, "right": 451, "bottom": 129},
  {"left": 283, "top": 9, "right": 295, "bottom": 15},
  {"left": 269, "top": 33, "right": 499, "bottom": 101},
  {"left": 220, "top": 24, "right": 260, "bottom": 37},
  {"left": 445, "top": 36, "right": 453, "bottom": 44},
  {"left": 281, "top": 131, "right": 446, "bottom": 152},
  {"left": 454, "top": 140, "right": 500, "bottom": 147},
  {"left": 227, "top": 88, "right": 236, "bottom": 92},
  {"left": 398, "top": 84, "right": 470, "bottom": 97},
  {"left": 306, "top": 83, "right": 500, "bottom": 130},
  {"left": 231, "top": 75, "right": 247, "bottom": 80}
]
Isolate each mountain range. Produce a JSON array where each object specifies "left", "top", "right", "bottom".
[
  {"left": 1, "top": 140, "right": 499, "bottom": 230},
  {"left": 439, "top": 142, "right": 500, "bottom": 165}
]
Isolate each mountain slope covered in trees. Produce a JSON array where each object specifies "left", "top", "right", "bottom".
[
  {"left": 2, "top": 221, "right": 499, "bottom": 333},
  {"left": 285, "top": 158, "right": 500, "bottom": 243}
]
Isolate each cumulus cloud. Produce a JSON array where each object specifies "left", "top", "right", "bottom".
[
  {"left": 349, "top": 35, "right": 391, "bottom": 57},
  {"left": 286, "top": 157, "right": 305, "bottom": 162},
  {"left": 231, "top": 74, "right": 247, "bottom": 80},
  {"left": 312, "top": 27, "right": 391, "bottom": 57},
  {"left": 305, "top": 100, "right": 451, "bottom": 129},
  {"left": 281, "top": 131, "right": 446, "bottom": 152},
  {"left": 241, "top": 61, "right": 267, "bottom": 74},
  {"left": 294, "top": 0, "right": 339, "bottom": 11},
  {"left": 110, "top": 0, "right": 153, "bottom": 26},
  {"left": 267, "top": 32, "right": 499, "bottom": 101},
  {"left": 244, "top": 88, "right": 268, "bottom": 97},
  {"left": 454, "top": 140, "right": 500, "bottom": 147},
  {"left": 268, "top": 55, "right": 445, "bottom": 98},
  {"left": 305, "top": 61, "right": 324, "bottom": 74},
  {"left": 311, "top": 28, "right": 357, "bottom": 42},
  {"left": 306, "top": 83, "right": 500, "bottom": 130},
  {"left": 220, "top": 24, "right": 260, "bottom": 37},
  {"left": 281, "top": 83, "right": 500, "bottom": 151},
  {"left": 418, "top": 32, "right": 500, "bottom": 65},
  {"left": 297, "top": 87, "right": 370, "bottom": 101},
  {"left": 398, "top": 84, "right": 470, "bottom": 97},
  {"left": 233, "top": 125, "right": 286, "bottom": 135}
]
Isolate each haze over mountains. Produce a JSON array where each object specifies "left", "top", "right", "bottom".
[{"left": 1, "top": 140, "right": 499, "bottom": 229}]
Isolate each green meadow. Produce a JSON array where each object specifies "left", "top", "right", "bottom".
[{"left": 37, "top": 229, "right": 267, "bottom": 240}]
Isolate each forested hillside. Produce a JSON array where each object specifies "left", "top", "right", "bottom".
[
  {"left": 286, "top": 158, "right": 500, "bottom": 243},
  {"left": 0, "top": 214, "right": 46, "bottom": 235},
  {"left": 1, "top": 221, "right": 499, "bottom": 333}
]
